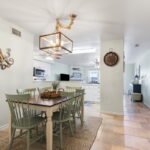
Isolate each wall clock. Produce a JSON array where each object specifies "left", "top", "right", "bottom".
[{"left": 104, "top": 51, "right": 119, "bottom": 66}]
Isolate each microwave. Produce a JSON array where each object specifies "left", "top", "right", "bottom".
[{"left": 33, "top": 67, "right": 45, "bottom": 77}]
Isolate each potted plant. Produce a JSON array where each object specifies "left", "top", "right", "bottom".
[{"left": 52, "top": 81, "right": 60, "bottom": 91}]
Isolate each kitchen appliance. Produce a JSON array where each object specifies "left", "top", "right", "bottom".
[{"left": 33, "top": 67, "right": 45, "bottom": 77}]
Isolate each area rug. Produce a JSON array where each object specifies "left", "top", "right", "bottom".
[{"left": 0, "top": 116, "right": 102, "bottom": 150}]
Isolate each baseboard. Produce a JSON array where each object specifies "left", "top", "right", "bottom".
[
  {"left": 100, "top": 110, "right": 124, "bottom": 116},
  {"left": 143, "top": 101, "right": 150, "bottom": 109},
  {"left": 0, "top": 124, "right": 8, "bottom": 130}
]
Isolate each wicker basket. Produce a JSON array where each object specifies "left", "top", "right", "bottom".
[{"left": 40, "top": 91, "right": 61, "bottom": 99}]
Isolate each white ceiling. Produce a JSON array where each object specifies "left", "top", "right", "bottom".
[{"left": 1, "top": 0, "right": 150, "bottom": 64}]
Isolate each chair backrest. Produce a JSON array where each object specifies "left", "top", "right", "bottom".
[
  {"left": 76, "top": 89, "right": 85, "bottom": 94},
  {"left": 58, "top": 93, "right": 84, "bottom": 121},
  {"left": 60, "top": 91, "right": 75, "bottom": 97},
  {"left": 6, "top": 94, "right": 35, "bottom": 127},
  {"left": 66, "top": 86, "right": 82, "bottom": 92},
  {"left": 17, "top": 88, "right": 36, "bottom": 97},
  {"left": 75, "top": 94, "right": 83, "bottom": 112},
  {"left": 76, "top": 89, "right": 84, "bottom": 102},
  {"left": 58, "top": 96, "right": 75, "bottom": 121}
]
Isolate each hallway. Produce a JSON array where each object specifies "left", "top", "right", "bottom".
[{"left": 91, "top": 96, "right": 150, "bottom": 150}]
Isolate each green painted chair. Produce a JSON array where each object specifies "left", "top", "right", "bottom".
[
  {"left": 74, "top": 94, "right": 83, "bottom": 126},
  {"left": 60, "top": 91, "right": 84, "bottom": 132},
  {"left": 6, "top": 94, "right": 45, "bottom": 150},
  {"left": 65, "top": 86, "right": 81, "bottom": 92},
  {"left": 76, "top": 89, "right": 85, "bottom": 94},
  {"left": 53, "top": 92, "right": 75, "bottom": 149},
  {"left": 17, "top": 88, "right": 44, "bottom": 117},
  {"left": 16, "top": 88, "right": 36, "bottom": 98},
  {"left": 75, "top": 89, "right": 84, "bottom": 125},
  {"left": 60, "top": 91, "right": 75, "bottom": 97}
]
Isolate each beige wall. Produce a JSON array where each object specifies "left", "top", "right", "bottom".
[{"left": 100, "top": 40, "right": 124, "bottom": 115}]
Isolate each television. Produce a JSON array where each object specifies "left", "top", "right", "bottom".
[{"left": 60, "top": 74, "right": 70, "bottom": 81}]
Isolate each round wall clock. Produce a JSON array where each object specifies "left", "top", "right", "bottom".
[{"left": 104, "top": 51, "right": 119, "bottom": 66}]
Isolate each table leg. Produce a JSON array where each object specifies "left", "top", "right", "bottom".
[
  {"left": 8, "top": 112, "right": 12, "bottom": 144},
  {"left": 46, "top": 110, "right": 53, "bottom": 150}
]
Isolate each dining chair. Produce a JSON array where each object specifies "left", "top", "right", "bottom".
[
  {"left": 65, "top": 86, "right": 82, "bottom": 92},
  {"left": 6, "top": 94, "right": 45, "bottom": 150},
  {"left": 76, "top": 89, "right": 85, "bottom": 94},
  {"left": 53, "top": 93, "right": 75, "bottom": 149},
  {"left": 75, "top": 89, "right": 84, "bottom": 123},
  {"left": 60, "top": 91, "right": 81, "bottom": 132},
  {"left": 74, "top": 94, "right": 83, "bottom": 126},
  {"left": 17, "top": 88, "right": 36, "bottom": 98},
  {"left": 60, "top": 91, "right": 84, "bottom": 132},
  {"left": 17, "top": 88, "right": 44, "bottom": 116}
]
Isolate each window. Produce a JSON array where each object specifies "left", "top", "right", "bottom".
[{"left": 88, "top": 70, "right": 99, "bottom": 83}]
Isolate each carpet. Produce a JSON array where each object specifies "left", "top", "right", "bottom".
[{"left": 0, "top": 116, "right": 102, "bottom": 150}]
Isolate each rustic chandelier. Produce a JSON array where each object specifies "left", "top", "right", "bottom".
[{"left": 39, "top": 14, "right": 77, "bottom": 59}]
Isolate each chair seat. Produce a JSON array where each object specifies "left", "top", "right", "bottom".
[{"left": 12, "top": 116, "right": 45, "bottom": 129}]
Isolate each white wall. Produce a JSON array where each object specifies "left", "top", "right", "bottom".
[
  {"left": 135, "top": 51, "right": 150, "bottom": 108},
  {"left": 51, "top": 62, "right": 70, "bottom": 81},
  {"left": 0, "top": 18, "right": 34, "bottom": 127},
  {"left": 0, "top": 18, "right": 52, "bottom": 128},
  {"left": 100, "top": 40, "right": 124, "bottom": 115},
  {"left": 124, "top": 64, "right": 135, "bottom": 94}
]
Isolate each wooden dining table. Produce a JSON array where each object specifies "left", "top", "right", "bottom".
[{"left": 8, "top": 93, "right": 84, "bottom": 150}]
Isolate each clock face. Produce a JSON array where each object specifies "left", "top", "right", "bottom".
[{"left": 104, "top": 52, "right": 119, "bottom": 66}]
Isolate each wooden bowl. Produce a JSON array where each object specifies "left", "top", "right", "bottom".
[{"left": 40, "top": 91, "right": 61, "bottom": 99}]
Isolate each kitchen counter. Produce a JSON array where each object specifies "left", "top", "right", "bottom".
[{"left": 82, "top": 84, "right": 100, "bottom": 102}]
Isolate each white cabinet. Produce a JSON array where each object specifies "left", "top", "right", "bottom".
[{"left": 82, "top": 84, "right": 100, "bottom": 102}]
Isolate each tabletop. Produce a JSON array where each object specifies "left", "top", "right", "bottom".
[{"left": 20, "top": 93, "right": 83, "bottom": 107}]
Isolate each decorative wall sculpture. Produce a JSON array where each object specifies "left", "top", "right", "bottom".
[
  {"left": 104, "top": 49, "right": 119, "bottom": 66},
  {"left": 0, "top": 48, "right": 14, "bottom": 70}
]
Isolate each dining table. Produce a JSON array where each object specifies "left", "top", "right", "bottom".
[{"left": 8, "top": 93, "right": 84, "bottom": 150}]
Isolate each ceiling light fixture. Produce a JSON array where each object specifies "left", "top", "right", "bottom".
[{"left": 39, "top": 14, "right": 77, "bottom": 59}]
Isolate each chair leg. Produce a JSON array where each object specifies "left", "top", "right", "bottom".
[
  {"left": 59, "top": 123, "right": 63, "bottom": 149},
  {"left": 36, "top": 126, "right": 39, "bottom": 135},
  {"left": 78, "top": 111, "right": 82, "bottom": 125},
  {"left": 26, "top": 130, "right": 30, "bottom": 150},
  {"left": 69, "top": 120, "right": 73, "bottom": 136},
  {"left": 73, "top": 114, "right": 76, "bottom": 132},
  {"left": 9, "top": 128, "right": 16, "bottom": 150},
  {"left": 20, "top": 129, "right": 23, "bottom": 136}
]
